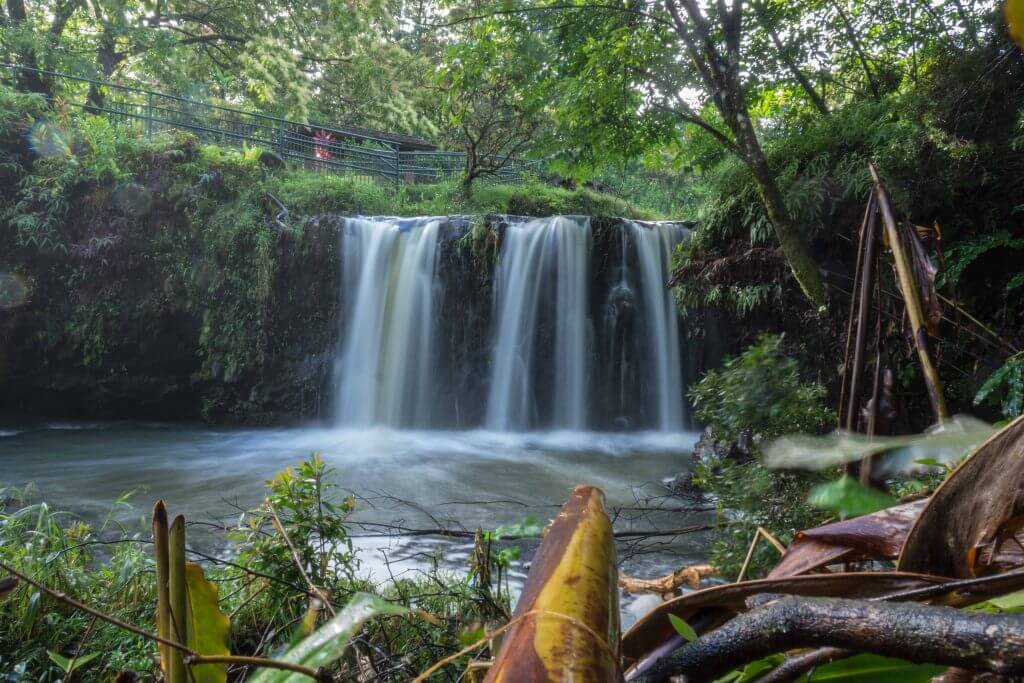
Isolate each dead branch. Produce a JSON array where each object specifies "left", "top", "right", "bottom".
[
  {"left": 640, "top": 596, "right": 1024, "bottom": 683},
  {"left": 619, "top": 565, "right": 717, "bottom": 598}
]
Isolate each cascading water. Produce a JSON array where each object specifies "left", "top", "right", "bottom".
[
  {"left": 331, "top": 214, "right": 690, "bottom": 432},
  {"left": 486, "top": 216, "right": 592, "bottom": 430},
  {"left": 627, "top": 220, "right": 687, "bottom": 431},
  {"left": 333, "top": 217, "right": 442, "bottom": 428}
]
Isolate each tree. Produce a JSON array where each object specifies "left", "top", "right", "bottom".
[
  {"left": 442, "top": 0, "right": 999, "bottom": 308},
  {"left": 437, "top": 17, "right": 544, "bottom": 190},
  {"left": 0, "top": 0, "right": 439, "bottom": 130},
  {"left": 482, "top": 0, "right": 828, "bottom": 306}
]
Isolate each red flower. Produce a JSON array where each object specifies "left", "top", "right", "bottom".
[{"left": 313, "top": 129, "right": 334, "bottom": 160}]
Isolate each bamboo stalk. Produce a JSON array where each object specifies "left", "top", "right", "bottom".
[
  {"left": 869, "top": 163, "right": 949, "bottom": 420},
  {"left": 845, "top": 193, "right": 881, "bottom": 431},
  {"left": 152, "top": 501, "right": 171, "bottom": 675},
  {"left": 168, "top": 515, "right": 188, "bottom": 683},
  {"left": 756, "top": 527, "right": 787, "bottom": 555},
  {"left": 838, "top": 194, "right": 874, "bottom": 425},
  {"left": 736, "top": 532, "right": 761, "bottom": 583}
]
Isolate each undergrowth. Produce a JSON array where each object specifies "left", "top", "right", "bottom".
[
  {"left": 0, "top": 456, "right": 507, "bottom": 681},
  {"left": 689, "top": 335, "right": 835, "bottom": 580}
]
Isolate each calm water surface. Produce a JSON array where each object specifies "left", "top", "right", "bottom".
[{"left": 0, "top": 420, "right": 710, "bottom": 624}]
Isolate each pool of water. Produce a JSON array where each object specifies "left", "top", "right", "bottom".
[{"left": 0, "top": 419, "right": 711, "bottom": 624}]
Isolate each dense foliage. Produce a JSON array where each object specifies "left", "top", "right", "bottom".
[
  {"left": 0, "top": 86, "right": 653, "bottom": 421},
  {"left": 690, "top": 334, "right": 834, "bottom": 444},
  {"left": 689, "top": 335, "right": 835, "bottom": 579}
]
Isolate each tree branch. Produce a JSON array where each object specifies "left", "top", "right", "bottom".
[{"left": 644, "top": 596, "right": 1024, "bottom": 683}]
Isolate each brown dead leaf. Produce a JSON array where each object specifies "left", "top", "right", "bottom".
[
  {"left": 768, "top": 499, "right": 927, "bottom": 578},
  {"left": 898, "top": 414, "right": 1024, "bottom": 578},
  {"left": 900, "top": 220, "right": 942, "bottom": 337}
]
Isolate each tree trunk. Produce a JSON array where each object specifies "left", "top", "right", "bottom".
[
  {"left": 6, "top": 0, "right": 51, "bottom": 96},
  {"left": 666, "top": 0, "right": 827, "bottom": 309},
  {"left": 743, "top": 142, "right": 827, "bottom": 308},
  {"left": 86, "top": 31, "right": 123, "bottom": 110}
]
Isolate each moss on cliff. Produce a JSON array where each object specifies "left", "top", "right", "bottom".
[{"left": 0, "top": 87, "right": 657, "bottom": 421}]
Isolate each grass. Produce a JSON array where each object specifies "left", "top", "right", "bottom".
[{"left": 265, "top": 169, "right": 659, "bottom": 219}]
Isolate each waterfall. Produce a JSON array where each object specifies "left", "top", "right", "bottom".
[
  {"left": 333, "top": 217, "right": 442, "bottom": 427},
  {"left": 627, "top": 220, "right": 687, "bottom": 431},
  {"left": 329, "top": 214, "right": 690, "bottom": 433},
  {"left": 486, "top": 216, "right": 591, "bottom": 430}
]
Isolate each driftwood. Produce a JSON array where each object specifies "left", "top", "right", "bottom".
[
  {"left": 618, "top": 565, "right": 717, "bottom": 598},
  {"left": 621, "top": 571, "right": 952, "bottom": 667},
  {"left": 638, "top": 596, "right": 1024, "bottom": 683}
]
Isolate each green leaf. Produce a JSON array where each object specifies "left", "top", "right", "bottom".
[
  {"left": 459, "top": 624, "right": 486, "bottom": 648},
  {"left": 808, "top": 476, "right": 897, "bottom": 519},
  {"left": 972, "top": 589, "right": 1024, "bottom": 613},
  {"left": 990, "top": 589, "right": 1024, "bottom": 612},
  {"left": 493, "top": 515, "right": 544, "bottom": 539},
  {"left": 668, "top": 614, "right": 697, "bottom": 642},
  {"left": 46, "top": 651, "right": 99, "bottom": 675},
  {"left": 711, "top": 655, "right": 785, "bottom": 683},
  {"left": 248, "top": 593, "right": 409, "bottom": 683},
  {"left": 185, "top": 562, "right": 231, "bottom": 683},
  {"left": 73, "top": 652, "right": 100, "bottom": 669},
  {"left": 809, "top": 654, "right": 941, "bottom": 681},
  {"left": 47, "top": 651, "right": 72, "bottom": 673}
]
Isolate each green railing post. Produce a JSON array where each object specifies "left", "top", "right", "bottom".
[
  {"left": 393, "top": 147, "right": 401, "bottom": 191},
  {"left": 145, "top": 92, "right": 153, "bottom": 139}
]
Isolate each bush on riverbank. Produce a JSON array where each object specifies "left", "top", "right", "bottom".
[
  {"left": 0, "top": 456, "right": 501, "bottom": 681},
  {"left": 689, "top": 335, "right": 835, "bottom": 580}
]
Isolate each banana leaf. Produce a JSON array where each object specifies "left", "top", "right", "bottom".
[{"left": 484, "top": 485, "right": 620, "bottom": 682}]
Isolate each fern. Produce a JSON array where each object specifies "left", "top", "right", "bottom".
[
  {"left": 940, "top": 231, "right": 1024, "bottom": 288},
  {"left": 975, "top": 353, "right": 1024, "bottom": 421}
]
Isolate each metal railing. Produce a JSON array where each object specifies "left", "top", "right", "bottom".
[{"left": 1, "top": 63, "right": 536, "bottom": 188}]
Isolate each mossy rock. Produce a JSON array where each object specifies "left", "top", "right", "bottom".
[{"left": 258, "top": 150, "right": 286, "bottom": 170}]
